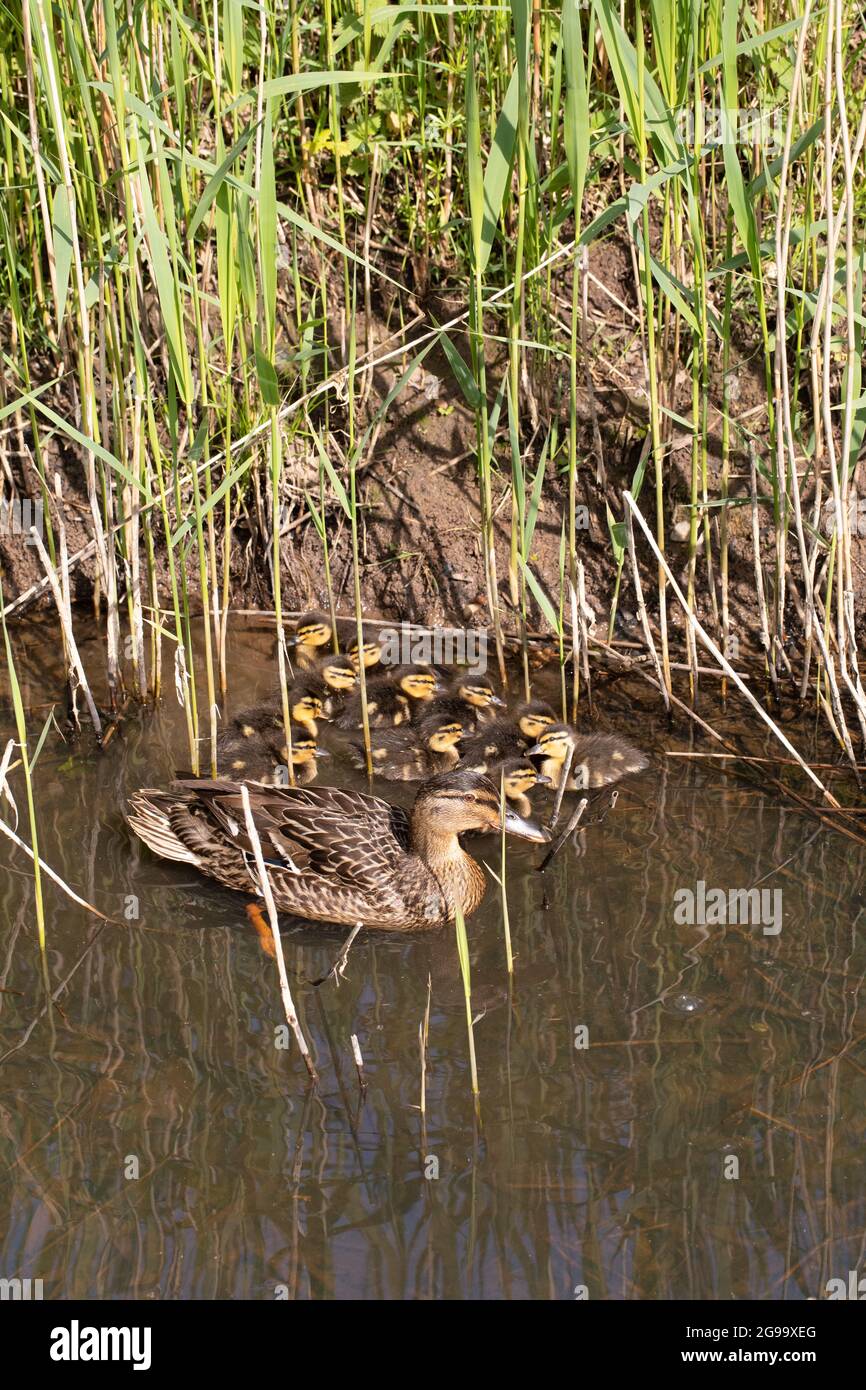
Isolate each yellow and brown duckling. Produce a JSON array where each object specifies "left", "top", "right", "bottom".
[
  {"left": 527, "top": 725, "right": 648, "bottom": 790},
  {"left": 276, "top": 736, "right": 329, "bottom": 785},
  {"left": 128, "top": 769, "right": 548, "bottom": 931},
  {"left": 495, "top": 758, "right": 553, "bottom": 817},
  {"left": 348, "top": 709, "right": 467, "bottom": 781},
  {"left": 289, "top": 610, "right": 335, "bottom": 669},
  {"left": 460, "top": 699, "right": 557, "bottom": 771},
  {"left": 284, "top": 675, "right": 329, "bottom": 737},
  {"left": 418, "top": 674, "right": 505, "bottom": 730},
  {"left": 228, "top": 677, "right": 327, "bottom": 746},
  {"left": 219, "top": 694, "right": 331, "bottom": 780},
  {"left": 310, "top": 653, "right": 357, "bottom": 717},
  {"left": 335, "top": 664, "right": 444, "bottom": 730},
  {"left": 216, "top": 730, "right": 327, "bottom": 785},
  {"left": 216, "top": 728, "right": 280, "bottom": 782},
  {"left": 347, "top": 633, "right": 384, "bottom": 672}
]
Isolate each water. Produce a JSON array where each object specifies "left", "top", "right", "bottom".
[{"left": 1, "top": 618, "right": 865, "bottom": 1300}]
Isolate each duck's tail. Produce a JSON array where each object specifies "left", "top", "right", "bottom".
[{"left": 127, "top": 789, "right": 203, "bottom": 866}]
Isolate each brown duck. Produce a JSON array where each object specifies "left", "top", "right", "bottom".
[{"left": 127, "top": 769, "right": 548, "bottom": 930}]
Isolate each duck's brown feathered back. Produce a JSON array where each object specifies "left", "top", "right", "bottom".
[{"left": 127, "top": 779, "right": 450, "bottom": 930}]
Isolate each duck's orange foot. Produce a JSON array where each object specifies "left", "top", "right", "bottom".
[{"left": 245, "top": 901, "right": 276, "bottom": 959}]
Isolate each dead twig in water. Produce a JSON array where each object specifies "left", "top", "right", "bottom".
[
  {"left": 590, "top": 636, "right": 866, "bottom": 845},
  {"left": 548, "top": 742, "right": 575, "bottom": 831},
  {"left": 239, "top": 785, "right": 318, "bottom": 1083},
  {"left": 350, "top": 1033, "right": 367, "bottom": 1094},
  {"left": 310, "top": 923, "right": 362, "bottom": 987},
  {"left": 418, "top": 972, "right": 432, "bottom": 1118},
  {"left": 537, "top": 796, "right": 588, "bottom": 871}
]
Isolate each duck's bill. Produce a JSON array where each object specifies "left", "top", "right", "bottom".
[
  {"left": 501, "top": 808, "right": 550, "bottom": 842},
  {"left": 488, "top": 693, "right": 507, "bottom": 708},
  {"left": 525, "top": 741, "right": 545, "bottom": 756},
  {"left": 534, "top": 772, "right": 553, "bottom": 786},
  {"left": 314, "top": 747, "right": 331, "bottom": 758}
]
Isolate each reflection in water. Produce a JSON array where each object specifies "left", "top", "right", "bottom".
[{"left": 1, "top": 618, "right": 865, "bottom": 1299}]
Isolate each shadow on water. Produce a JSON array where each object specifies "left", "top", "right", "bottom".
[{"left": 1, "top": 617, "right": 865, "bottom": 1299}]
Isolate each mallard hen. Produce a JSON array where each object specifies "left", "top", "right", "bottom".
[{"left": 127, "top": 769, "right": 548, "bottom": 930}]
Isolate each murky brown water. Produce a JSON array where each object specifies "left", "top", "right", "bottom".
[{"left": 1, "top": 617, "right": 865, "bottom": 1300}]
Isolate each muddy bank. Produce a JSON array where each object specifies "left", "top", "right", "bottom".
[{"left": 2, "top": 229, "right": 860, "bottom": 652}]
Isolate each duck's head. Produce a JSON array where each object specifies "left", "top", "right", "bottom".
[
  {"left": 396, "top": 665, "right": 444, "bottom": 702},
  {"left": 316, "top": 654, "right": 357, "bottom": 693},
  {"left": 282, "top": 735, "right": 329, "bottom": 768},
  {"left": 290, "top": 692, "right": 325, "bottom": 736},
  {"left": 526, "top": 723, "right": 574, "bottom": 765},
  {"left": 348, "top": 637, "right": 383, "bottom": 671},
  {"left": 422, "top": 714, "right": 465, "bottom": 756},
  {"left": 453, "top": 675, "right": 506, "bottom": 712},
  {"left": 499, "top": 757, "right": 552, "bottom": 802},
  {"left": 291, "top": 610, "right": 333, "bottom": 652},
  {"left": 413, "top": 769, "right": 549, "bottom": 841},
  {"left": 516, "top": 700, "right": 557, "bottom": 741}
]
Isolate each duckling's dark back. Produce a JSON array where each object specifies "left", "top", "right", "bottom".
[{"left": 569, "top": 733, "right": 648, "bottom": 788}]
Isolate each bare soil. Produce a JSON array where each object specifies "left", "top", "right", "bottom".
[{"left": 3, "top": 225, "right": 863, "bottom": 656}]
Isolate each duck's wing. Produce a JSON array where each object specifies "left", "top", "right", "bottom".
[{"left": 175, "top": 779, "right": 412, "bottom": 891}]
